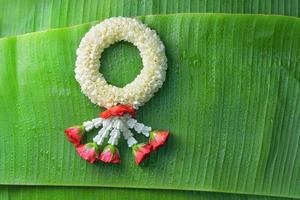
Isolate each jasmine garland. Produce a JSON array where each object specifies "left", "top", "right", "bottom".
[{"left": 65, "top": 17, "right": 169, "bottom": 165}]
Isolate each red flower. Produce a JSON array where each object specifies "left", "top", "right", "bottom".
[
  {"left": 99, "top": 145, "right": 121, "bottom": 164},
  {"left": 100, "top": 104, "right": 136, "bottom": 119},
  {"left": 149, "top": 131, "right": 169, "bottom": 151},
  {"left": 64, "top": 126, "right": 84, "bottom": 146},
  {"left": 76, "top": 143, "right": 99, "bottom": 164},
  {"left": 132, "top": 143, "right": 152, "bottom": 165}
]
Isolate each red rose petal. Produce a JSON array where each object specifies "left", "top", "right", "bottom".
[
  {"left": 64, "top": 126, "right": 84, "bottom": 146},
  {"left": 133, "top": 144, "right": 152, "bottom": 165},
  {"left": 100, "top": 104, "right": 136, "bottom": 119},
  {"left": 149, "top": 131, "right": 169, "bottom": 151},
  {"left": 99, "top": 145, "right": 121, "bottom": 164},
  {"left": 76, "top": 143, "right": 98, "bottom": 164}
]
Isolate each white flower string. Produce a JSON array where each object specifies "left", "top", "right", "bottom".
[
  {"left": 64, "top": 17, "right": 170, "bottom": 165},
  {"left": 88, "top": 114, "right": 150, "bottom": 148}
]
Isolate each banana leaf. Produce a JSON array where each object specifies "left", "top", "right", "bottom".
[
  {"left": 1, "top": 13, "right": 300, "bottom": 199},
  {"left": 1, "top": 0, "right": 300, "bottom": 37},
  {"left": 0, "top": 186, "right": 296, "bottom": 200}
]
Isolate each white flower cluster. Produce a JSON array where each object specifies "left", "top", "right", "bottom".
[
  {"left": 75, "top": 17, "right": 168, "bottom": 109},
  {"left": 83, "top": 114, "right": 152, "bottom": 147}
]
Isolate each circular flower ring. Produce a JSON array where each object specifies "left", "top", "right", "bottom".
[{"left": 75, "top": 17, "right": 168, "bottom": 109}]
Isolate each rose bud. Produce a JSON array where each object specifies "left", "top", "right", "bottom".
[
  {"left": 76, "top": 143, "right": 99, "bottom": 164},
  {"left": 100, "top": 104, "right": 136, "bottom": 119},
  {"left": 64, "top": 126, "right": 84, "bottom": 146},
  {"left": 149, "top": 130, "right": 169, "bottom": 151},
  {"left": 99, "top": 145, "right": 121, "bottom": 164},
  {"left": 132, "top": 143, "right": 152, "bottom": 165}
]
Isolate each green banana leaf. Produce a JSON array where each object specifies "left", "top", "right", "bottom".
[
  {"left": 1, "top": 0, "right": 300, "bottom": 37},
  {"left": 1, "top": 13, "right": 300, "bottom": 200},
  {"left": 0, "top": 186, "right": 296, "bottom": 200}
]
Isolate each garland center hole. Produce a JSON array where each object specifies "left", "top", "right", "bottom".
[{"left": 100, "top": 41, "right": 143, "bottom": 88}]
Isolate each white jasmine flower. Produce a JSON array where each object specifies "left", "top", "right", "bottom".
[
  {"left": 83, "top": 120, "right": 94, "bottom": 132},
  {"left": 134, "top": 123, "right": 144, "bottom": 133},
  {"left": 127, "top": 137, "right": 138, "bottom": 147},
  {"left": 92, "top": 118, "right": 103, "bottom": 128},
  {"left": 127, "top": 118, "right": 137, "bottom": 128}
]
